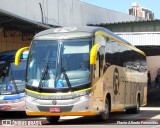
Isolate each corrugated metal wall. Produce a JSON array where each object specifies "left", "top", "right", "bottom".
[
  {"left": 116, "top": 32, "right": 160, "bottom": 46},
  {"left": 0, "top": 0, "right": 142, "bottom": 27}
]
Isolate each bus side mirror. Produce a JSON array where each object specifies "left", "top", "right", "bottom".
[
  {"left": 90, "top": 44, "right": 99, "bottom": 65},
  {"left": 15, "top": 47, "right": 29, "bottom": 66}
]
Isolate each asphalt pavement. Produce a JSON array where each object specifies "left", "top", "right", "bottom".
[{"left": 0, "top": 85, "right": 160, "bottom": 128}]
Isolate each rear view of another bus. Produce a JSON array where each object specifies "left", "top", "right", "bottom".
[{"left": 0, "top": 50, "right": 28, "bottom": 111}]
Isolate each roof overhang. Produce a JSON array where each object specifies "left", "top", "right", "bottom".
[{"left": 0, "top": 9, "right": 53, "bottom": 40}]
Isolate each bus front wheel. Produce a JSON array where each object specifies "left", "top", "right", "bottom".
[
  {"left": 98, "top": 98, "right": 110, "bottom": 121},
  {"left": 46, "top": 116, "right": 60, "bottom": 124}
]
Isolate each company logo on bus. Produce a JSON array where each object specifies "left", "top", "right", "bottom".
[
  {"left": 52, "top": 100, "right": 57, "bottom": 105},
  {"left": 113, "top": 68, "right": 119, "bottom": 95}
]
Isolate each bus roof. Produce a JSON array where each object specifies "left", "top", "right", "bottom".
[
  {"left": 33, "top": 26, "right": 145, "bottom": 56},
  {"left": 34, "top": 26, "right": 130, "bottom": 44}
]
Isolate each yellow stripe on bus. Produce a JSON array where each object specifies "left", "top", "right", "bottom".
[
  {"left": 25, "top": 87, "right": 93, "bottom": 96},
  {"left": 111, "top": 107, "right": 124, "bottom": 112},
  {"left": 26, "top": 111, "right": 97, "bottom": 116}
]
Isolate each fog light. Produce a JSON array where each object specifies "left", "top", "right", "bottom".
[
  {"left": 89, "top": 92, "right": 93, "bottom": 97},
  {"left": 80, "top": 96, "right": 86, "bottom": 100}
]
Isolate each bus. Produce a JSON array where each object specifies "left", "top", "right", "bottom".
[
  {"left": 0, "top": 49, "right": 28, "bottom": 111},
  {"left": 15, "top": 26, "right": 147, "bottom": 123}
]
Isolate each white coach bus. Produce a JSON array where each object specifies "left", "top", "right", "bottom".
[{"left": 15, "top": 26, "right": 147, "bottom": 123}]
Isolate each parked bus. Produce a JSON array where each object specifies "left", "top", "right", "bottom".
[
  {"left": 0, "top": 49, "right": 28, "bottom": 111},
  {"left": 15, "top": 26, "right": 147, "bottom": 123}
]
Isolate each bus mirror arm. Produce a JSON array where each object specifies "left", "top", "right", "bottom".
[
  {"left": 90, "top": 44, "right": 99, "bottom": 65},
  {"left": 15, "top": 47, "right": 29, "bottom": 66}
]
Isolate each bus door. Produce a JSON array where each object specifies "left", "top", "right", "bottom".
[
  {"left": 92, "top": 50, "right": 104, "bottom": 95},
  {"left": 93, "top": 50, "right": 105, "bottom": 80},
  {"left": 93, "top": 52, "right": 100, "bottom": 83},
  {"left": 90, "top": 44, "right": 105, "bottom": 110}
]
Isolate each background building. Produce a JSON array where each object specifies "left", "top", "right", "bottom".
[
  {"left": 0, "top": 0, "right": 145, "bottom": 52},
  {"left": 129, "top": 2, "right": 154, "bottom": 20},
  {"left": 0, "top": 0, "right": 144, "bottom": 27}
]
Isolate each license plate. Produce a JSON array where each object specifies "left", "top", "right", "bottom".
[{"left": 49, "top": 108, "right": 61, "bottom": 113}]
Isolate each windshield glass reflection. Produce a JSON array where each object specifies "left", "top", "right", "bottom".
[{"left": 27, "top": 38, "right": 92, "bottom": 89}]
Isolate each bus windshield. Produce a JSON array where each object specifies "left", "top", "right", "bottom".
[
  {"left": 0, "top": 60, "right": 26, "bottom": 94},
  {"left": 27, "top": 38, "right": 92, "bottom": 90},
  {"left": 10, "top": 61, "right": 26, "bottom": 81}
]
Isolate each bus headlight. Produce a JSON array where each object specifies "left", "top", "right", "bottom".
[
  {"left": 80, "top": 96, "right": 87, "bottom": 101},
  {"left": 89, "top": 92, "right": 93, "bottom": 97},
  {"left": 80, "top": 92, "right": 93, "bottom": 101}
]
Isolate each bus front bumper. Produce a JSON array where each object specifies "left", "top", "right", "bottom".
[
  {"left": 25, "top": 94, "right": 97, "bottom": 116},
  {"left": 0, "top": 100, "right": 25, "bottom": 111}
]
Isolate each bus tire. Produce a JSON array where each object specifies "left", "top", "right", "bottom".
[
  {"left": 46, "top": 116, "right": 60, "bottom": 124},
  {"left": 98, "top": 98, "right": 110, "bottom": 121},
  {"left": 132, "top": 96, "right": 140, "bottom": 114}
]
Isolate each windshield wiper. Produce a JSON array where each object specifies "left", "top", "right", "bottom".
[
  {"left": 37, "top": 63, "right": 49, "bottom": 91},
  {"left": 10, "top": 67, "right": 19, "bottom": 94},
  {"left": 37, "top": 50, "right": 51, "bottom": 92},
  {"left": 61, "top": 66, "right": 72, "bottom": 92},
  {"left": 58, "top": 50, "right": 72, "bottom": 92}
]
